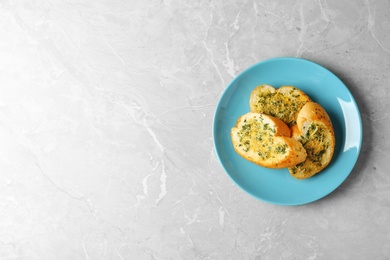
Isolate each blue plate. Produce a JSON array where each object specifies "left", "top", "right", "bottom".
[{"left": 213, "top": 57, "right": 362, "bottom": 205}]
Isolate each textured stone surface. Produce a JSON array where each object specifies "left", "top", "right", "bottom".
[{"left": 0, "top": 0, "right": 389, "bottom": 259}]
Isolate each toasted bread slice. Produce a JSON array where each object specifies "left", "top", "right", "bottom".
[
  {"left": 249, "top": 85, "right": 311, "bottom": 126},
  {"left": 231, "top": 112, "right": 307, "bottom": 168},
  {"left": 288, "top": 102, "right": 335, "bottom": 179}
]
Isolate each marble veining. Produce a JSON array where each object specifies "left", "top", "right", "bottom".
[{"left": 0, "top": 0, "right": 389, "bottom": 259}]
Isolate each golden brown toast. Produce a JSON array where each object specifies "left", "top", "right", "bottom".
[
  {"left": 231, "top": 112, "right": 307, "bottom": 168},
  {"left": 249, "top": 85, "right": 311, "bottom": 126},
  {"left": 288, "top": 102, "right": 335, "bottom": 179}
]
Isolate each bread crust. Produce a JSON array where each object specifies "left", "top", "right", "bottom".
[
  {"left": 231, "top": 112, "right": 307, "bottom": 168},
  {"left": 288, "top": 102, "right": 335, "bottom": 179},
  {"left": 296, "top": 102, "right": 334, "bottom": 133}
]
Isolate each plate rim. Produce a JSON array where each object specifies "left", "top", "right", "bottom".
[{"left": 213, "top": 56, "right": 363, "bottom": 205}]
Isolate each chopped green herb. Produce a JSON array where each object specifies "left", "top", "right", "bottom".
[{"left": 275, "top": 144, "right": 287, "bottom": 154}]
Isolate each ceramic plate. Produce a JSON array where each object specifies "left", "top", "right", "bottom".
[{"left": 213, "top": 57, "right": 362, "bottom": 205}]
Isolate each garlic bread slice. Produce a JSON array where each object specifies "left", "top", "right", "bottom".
[
  {"left": 288, "top": 102, "right": 335, "bottom": 179},
  {"left": 231, "top": 112, "right": 307, "bottom": 168},
  {"left": 249, "top": 85, "right": 311, "bottom": 126}
]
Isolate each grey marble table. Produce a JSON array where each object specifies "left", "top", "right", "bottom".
[{"left": 0, "top": 0, "right": 389, "bottom": 259}]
